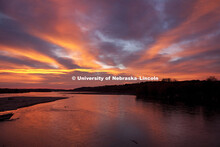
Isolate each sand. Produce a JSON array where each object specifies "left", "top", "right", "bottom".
[{"left": 0, "top": 96, "right": 67, "bottom": 112}]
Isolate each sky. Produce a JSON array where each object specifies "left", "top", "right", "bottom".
[{"left": 0, "top": 0, "right": 220, "bottom": 89}]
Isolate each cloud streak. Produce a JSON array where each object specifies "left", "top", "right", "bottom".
[{"left": 0, "top": 0, "right": 220, "bottom": 88}]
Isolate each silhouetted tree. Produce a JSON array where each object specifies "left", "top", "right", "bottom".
[
  {"left": 162, "top": 78, "right": 171, "bottom": 82},
  {"left": 206, "top": 76, "right": 217, "bottom": 81}
]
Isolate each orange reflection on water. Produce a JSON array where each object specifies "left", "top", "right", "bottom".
[{"left": 0, "top": 92, "right": 219, "bottom": 146}]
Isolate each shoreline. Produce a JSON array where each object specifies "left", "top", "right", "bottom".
[
  {"left": 72, "top": 81, "right": 220, "bottom": 106},
  {"left": 66, "top": 91, "right": 134, "bottom": 95},
  {"left": 0, "top": 96, "right": 67, "bottom": 112}
]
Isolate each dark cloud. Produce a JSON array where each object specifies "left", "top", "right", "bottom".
[
  {"left": 55, "top": 57, "right": 81, "bottom": 69},
  {"left": 0, "top": 54, "right": 53, "bottom": 69},
  {"left": 0, "top": 13, "right": 53, "bottom": 54},
  {"left": 0, "top": 0, "right": 59, "bottom": 34}
]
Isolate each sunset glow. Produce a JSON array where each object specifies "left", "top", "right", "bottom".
[{"left": 0, "top": 0, "right": 220, "bottom": 88}]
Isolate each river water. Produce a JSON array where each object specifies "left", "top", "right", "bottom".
[{"left": 0, "top": 92, "right": 219, "bottom": 147}]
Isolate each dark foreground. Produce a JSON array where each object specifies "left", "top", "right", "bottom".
[{"left": 0, "top": 96, "right": 67, "bottom": 112}]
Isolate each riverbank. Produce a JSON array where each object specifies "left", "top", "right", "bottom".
[
  {"left": 0, "top": 88, "right": 69, "bottom": 94},
  {"left": 73, "top": 81, "right": 220, "bottom": 106},
  {"left": 0, "top": 96, "right": 67, "bottom": 112}
]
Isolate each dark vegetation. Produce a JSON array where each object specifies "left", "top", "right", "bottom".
[
  {"left": 73, "top": 77, "right": 220, "bottom": 106},
  {"left": 1, "top": 77, "right": 219, "bottom": 106}
]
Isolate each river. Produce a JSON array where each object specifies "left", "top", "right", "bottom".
[{"left": 0, "top": 92, "right": 219, "bottom": 147}]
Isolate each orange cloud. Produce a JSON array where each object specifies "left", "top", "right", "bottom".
[
  {"left": 0, "top": 0, "right": 219, "bottom": 88},
  {"left": 0, "top": 45, "right": 63, "bottom": 69},
  {"left": 0, "top": 74, "right": 44, "bottom": 83}
]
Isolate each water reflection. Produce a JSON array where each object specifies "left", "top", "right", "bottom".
[{"left": 0, "top": 92, "right": 219, "bottom": 147}]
